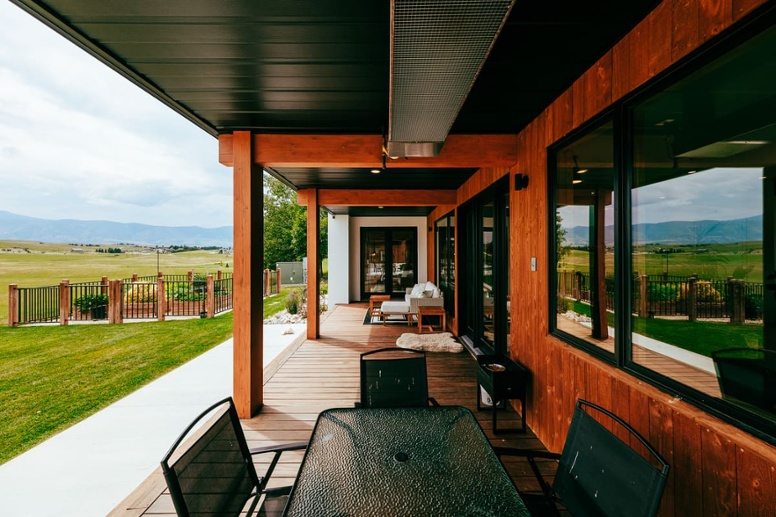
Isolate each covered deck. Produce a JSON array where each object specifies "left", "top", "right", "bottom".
[{"left": 112, "top": 304, "right": 549, "bottom": 515}]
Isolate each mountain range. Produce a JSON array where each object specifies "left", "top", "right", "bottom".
[
  {"left": 562, "top": 215, "right": 762, "bottom": 246},
  {"left": 0, "top": 210, "right": 232, "bottom": 247}
]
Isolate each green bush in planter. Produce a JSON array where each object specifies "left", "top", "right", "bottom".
[{"left": 73, "top": 294, "right": 110, "bottom": 315}]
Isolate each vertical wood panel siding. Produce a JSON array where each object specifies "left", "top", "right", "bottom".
[{"left": 455, "top": 1, "right": 776, "bottom": 514}]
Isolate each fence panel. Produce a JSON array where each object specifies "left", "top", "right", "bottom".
[
  {"left": 123, "top": 282, "right": 158, "bottom": 319},
  {"left": 17, "top": 286, "right": 59, "bottom": 324},
  {"left": 165, "top": 279, "right": 206, "bottom": 317},
  {"left": 214, "top": 277, "right": 233, "bottom": 314},
  {"left": 69, "top": 283, "right": 109, "bottom": 322}
]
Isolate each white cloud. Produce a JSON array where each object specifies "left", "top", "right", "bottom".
[{"left": 0, "top": 3, "right": 232, "bottom": 228}]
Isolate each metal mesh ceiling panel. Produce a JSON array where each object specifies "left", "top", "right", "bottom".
[{"left": 389, "top": 0, "right": 514, "bottom": 148}]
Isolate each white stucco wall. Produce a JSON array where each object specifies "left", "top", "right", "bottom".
[
  {"left": 347, "top": 216, "right": 428, "bottom": 302},
  {"left": 327, "top": 213, "right": 350, "bottom": 306}
]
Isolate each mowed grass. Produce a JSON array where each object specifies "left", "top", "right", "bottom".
[
  {"left": 560, "top": 241, "right": 763, "bottom": 282},
  {"left": 0, "top": 312, "right": 234, "bottom": 464},
  {"left": 1, "top": 240, "right": 233, "bottom": 325}
]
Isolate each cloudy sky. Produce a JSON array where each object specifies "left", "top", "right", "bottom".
[{"left": 0, "top": 2, "right": 233, "bottom": 228}]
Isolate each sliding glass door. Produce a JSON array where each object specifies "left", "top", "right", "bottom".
[
  {"left": 459, "top": 181, "right": 510, "bottom": 355},
  {"left": 361, "top": 227, "right": 417, "bottom": 299}
]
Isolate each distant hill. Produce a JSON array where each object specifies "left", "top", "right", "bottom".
[
  {"left": 562, "top": 215, "right": 762, "bottom": 246},
  {"left": 0, "top": 210, "right": 232, "bottom": 247}
]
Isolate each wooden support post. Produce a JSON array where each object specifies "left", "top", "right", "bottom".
[
  {"left": 188, "top": 270, "right": 194, "bottom": 282},
  {"left": 217, "top": 270, "right": 222, "bottom": 280},
  {"left": 109, "top": 280, "right": 123, "bottom": 324},
  {"left": 157, "top": 277, "right": 166, "bottom": 321},
  {"left": 132, "top": 273, "right": 138, "bottom": 282},
  {"left": 306, "top": 188, "right": 320, "bottom": 339},
  {"left": 101, "top": 277, "right": 108, "bottom": 294},
  {"left": 639, "top": 275, "right": 648, "bottom": 318},
  {"left": 207, "top": 275, "right": 215, "bottom": 318},
  {"left": 264, "top": 269, "right": 270, "bottom": 297},
  {"left": 230, "top": 130, "right": 264, "bottom": 418},
  {"left": 730, "top": 279, "right": 745, "bottom": 324},
  {"left": 276, "top": 268, "right": 282, "bottom": 294},
  {"left": 8, "top": 284, "right": 18, "bottom": 327},
  {"left": 687, "top": 276, "right": 697, "bottom": 322},
  {"left": 59, "top": 280, "right": 69, "bottom": 326}
]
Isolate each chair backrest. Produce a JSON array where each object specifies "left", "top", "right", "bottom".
[
  {"left": 160, "top": 397, "right": 260, "bottom": 517},
  {"left": 553, "top": 400, "right": 670, "bottom": 517},
  {"left": 360, "top": 348, "right": 431, "bottom": 408}
]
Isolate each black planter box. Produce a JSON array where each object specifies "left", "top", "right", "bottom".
[
  {"left": 476, "top": 354, "right": 528, "bottom": 433},
  {"left": 712, "top": 348, "right": 776, "bottom": 413}
]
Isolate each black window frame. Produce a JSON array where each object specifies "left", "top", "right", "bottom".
[{"left": 548, "top": 3, "right": 776, "bottom": 445}]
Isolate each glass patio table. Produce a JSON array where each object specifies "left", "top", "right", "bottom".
[{"left": 283, "top": 406, "right": 529, "bottom": 516}]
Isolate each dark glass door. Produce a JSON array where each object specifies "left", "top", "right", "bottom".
[
  {"left": 361, "top": 227, "right": 417, "bottom": 299},
  {"left": 459, "top": 181, "right": 510, "bottom": 355}
]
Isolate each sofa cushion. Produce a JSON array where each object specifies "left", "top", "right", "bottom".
[{"left": 410, "top": 283, "right": 425, "bottom": 297}]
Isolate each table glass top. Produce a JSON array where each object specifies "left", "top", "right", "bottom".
[{"left": 283, "top": 406, "right": 528, "bottom": 516}]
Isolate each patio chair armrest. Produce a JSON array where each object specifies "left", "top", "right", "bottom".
[
  {"left": 493, "top": 447, "right": 561, "bottom": 504},
  {"left": 249, "top": 441, "right": 308, "bottom": 455},
  {"left": 492, "top": 447, "right": 561, "bottom": 461},
  {"left": 249, "top": 441, "right": 308, "bottom": 492}
]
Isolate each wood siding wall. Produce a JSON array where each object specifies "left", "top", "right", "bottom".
[{"left": 455, "top": 1, "right": 776, "bottom": 515}]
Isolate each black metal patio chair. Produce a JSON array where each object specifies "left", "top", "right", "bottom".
[
  {"left": 495, "top": 399, "right": 670, "bottom": 517},
  {"left": 359, "top": 347, "right": 439, "bottom": 407},
  {"left": 160, "top": 397, "right": 307, "bottom": 517}
]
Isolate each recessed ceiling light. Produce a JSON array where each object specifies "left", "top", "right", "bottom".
[
  {"left": 371, "top": 169, "right": 381, "bottom": 174},
  {"left": 726, "top": 140, "right": 768, "bottom": 145},
  {"left": 577, "top": 168, "right": 588, "bottom": 174},
  {"left": 572, "top": 179, "right": 582, "bottom": 185},
  {"left": 687, "top": 170, "right": 697, "bottom": 174}
]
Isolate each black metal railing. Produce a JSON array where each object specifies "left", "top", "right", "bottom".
[{"left": 16, "top": 285, "right": 59, "bottom": 324}]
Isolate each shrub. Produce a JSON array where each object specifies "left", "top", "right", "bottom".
[
  {"left": 285, "top": 290, "right": 301, "bottom": 314},
  {"left": 73, "top": 294, "right": 109, "bottom": 314},
  {"left": 124, "top": 283, "right": 157, "bottom": 303},
  {"left": 677, "top": 281, "right": 722, "bottom": 303},
  {"left": 647, "top": 282, "right": 679, "bottom": 302}
]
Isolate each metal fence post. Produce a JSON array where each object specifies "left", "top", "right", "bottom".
[
  {"left": 8, "top": 284, "right": 18, "bottom": 327},
  {"left": 59, "top": 280, "right": 69, "bottom": 325}
]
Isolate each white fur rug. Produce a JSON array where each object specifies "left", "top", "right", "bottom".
[{"left": 396, "top": 332, "right": 463, "bottom": 353}]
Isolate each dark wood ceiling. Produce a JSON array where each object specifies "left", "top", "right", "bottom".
[{"left": 12, "top": 0, "right": 659, "bottom": 214}]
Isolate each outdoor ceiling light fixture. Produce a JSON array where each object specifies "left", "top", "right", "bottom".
[
  {"left": 388, "top": 0, "right": 515, "bottom": 157},
  {"left": 572, "top": 155, "right": 586, "bottom": 184}
]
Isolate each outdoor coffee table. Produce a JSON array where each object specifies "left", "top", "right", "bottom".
[
  {"left": 417, "top": 306, "right": 446, "bottom": 333},
  {"left": 282, "top": 407, "right": 528, "bottom": 516},
  {"left": 368, "top": 294, "right": 391, "bottom": 320}
]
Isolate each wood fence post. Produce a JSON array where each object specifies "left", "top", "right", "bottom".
[
  {"left": 132, "top": 273, "right": 138, "bottom": 282},
  {"left": 8, "top": 284, "right": 18, "bottom": 327},
  {"left": 101, "top": 276, "right": 108, "bottom": 294},
  {"left": 157, "top": 277, "right": 166, "bottom": 321},
  {"left": 217, "top": 270, "right": 222, "bottom": 280},
  {"left": 687, "top": 276, "right": 697, "bottom": 322},
  {"left": 639, "top": 275, "right": 648, "bottom": 318},
  {"left": 730, "top": 279, "right": 745, "bottom": 324},
  {"left": 109, "top": 280, "right": 123, "bottom": 324},
  {"left": 188, "top": 270, "right": 194, "bottom": 282},
  {"left": 207, "top": 275, "right": 215, "bottom": 318},
  {"left": 264, "top": 269, "right": 270, "bottom": 297},
  {"left": 59, "top": 280, "right": 69, "bottom": 326},
  {"left": 277, "top": 268, "right": 282, "bottom": 294}
]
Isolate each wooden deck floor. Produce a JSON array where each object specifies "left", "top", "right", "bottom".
[{"left": 112, "top": 303, "right": 552, "bottom": 516}]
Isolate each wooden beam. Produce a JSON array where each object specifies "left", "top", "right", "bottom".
[
  {"left": 219, "top": 134, "right": 517, "bottom": 168},
  {"left": 232, "top": 130, "right": 264, "bottom": 418},
  {"left": 296, "top": 189, "right": 456, "bottom": 206},
  {"left": 306, "top": 189, "right": 320, "bottom": 339}
]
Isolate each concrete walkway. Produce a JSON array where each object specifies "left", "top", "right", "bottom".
[{"left": 0, "top": 323, "right": 307, "bottom": 517}]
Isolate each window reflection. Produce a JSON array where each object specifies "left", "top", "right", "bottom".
[
  {"left": 631, "top": 25, "right": 774, "bottom": 421},
  {"left": 554, "top": 121, "right": 616, "bottom": 353}
]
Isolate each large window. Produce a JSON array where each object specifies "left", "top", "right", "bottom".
[
  {"left": 552, "top": 21, "right": 776, "bottom": 440},
  {"left": 553, "top": 121, "right": 616, "bottom": 357}
]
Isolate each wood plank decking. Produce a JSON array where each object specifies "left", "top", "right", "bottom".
[{"left": 112, "top": 303, "right": 552, "bottom": 516}]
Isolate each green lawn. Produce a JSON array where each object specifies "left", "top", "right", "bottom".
[
  {"left": 0, "top": 312, "right": 233, "bottom": 464},
  {"left": 564, "top": 299, "right": 761, "bottom": 357}
]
